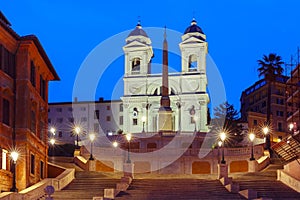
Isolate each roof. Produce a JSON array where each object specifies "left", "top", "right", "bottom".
[
  {"left": 0, "top": 11, "right": 11, "bottom": 26},
  {"left": 20, "top": 35, "right": 60, "bottom": 80},
  {"left": 184, "top": 18, "right": 204, "bottom": 34},
  {"left": 128, "top": 21, "right": 149, "bottom": 38}
]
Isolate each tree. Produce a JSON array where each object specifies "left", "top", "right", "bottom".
[
  {"left": 257, "top": 53, "right": 284, "bottom": 151},
  {"left": 211, "top": 102, "right": 243, "bottom": 147}
]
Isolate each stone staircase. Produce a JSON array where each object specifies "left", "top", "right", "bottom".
[
  {"left": 233, "top": 164, "right": 300, "bottom": 200},
  {"left": 115, "top": 179, "right": 243, "bottom": 200},
  {"left": 51, "top": 171, "right": 120, "bottom": 200}
]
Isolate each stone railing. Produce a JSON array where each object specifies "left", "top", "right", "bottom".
[
  {"left": 74, "top": 155, "right": 88, "bottom": 170},
  {"left": 0, "top": 162, "right": 75, "bottom": 200},
  {"left": 277, "top": 159, "right": 300, "bottom": 192},
  {"left": 51, "top": 168, "right": 75, "bottom": 191}
]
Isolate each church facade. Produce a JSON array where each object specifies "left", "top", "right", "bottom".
[
  {"left": 121, "top": 19, "right": 209, "bottom": 134},
  {"left": 48, "top": 19, "right": 210, "bottom": 145}
]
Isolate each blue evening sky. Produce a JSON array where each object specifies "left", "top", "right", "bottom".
[{"left": 1, "top": 1, "right": 300, "bottom": 112}]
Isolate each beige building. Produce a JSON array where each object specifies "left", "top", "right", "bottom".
[
  {"left": 286, "top": 64, "right": 300, "bottom": 135},
  {"left": 240, "top": 76, "right": 289, "bottom": 142}
]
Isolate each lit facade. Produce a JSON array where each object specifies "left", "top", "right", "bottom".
[
  {"left": 48, "top": 99, "right": 123, "bottom": 144},
  {"left": 286, "top": 64, "right": 300, "bottom": 134},
  {"left": 122, "top": 19, "right": 209, "bottom": 134},
  {"left": 240, "top": 76, "right": 288, "bottom": 141},
  {"left": 0, "top": 12, "right": 59, "bottom": 191},
  {"left": 48, "top": 19, "right": 210, "bottom": 145}
]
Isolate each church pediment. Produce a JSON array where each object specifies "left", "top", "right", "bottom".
[
  {"left": 123, "top": 40, "right": 150, "bottom": 49},
  {"left": 180, "top": 36, "right": 204, "bottom": 45}
]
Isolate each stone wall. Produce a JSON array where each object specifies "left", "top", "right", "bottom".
[{"left": 0, "top": 170, "right": 12, "bottom": 192}]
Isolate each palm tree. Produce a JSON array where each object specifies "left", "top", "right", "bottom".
[{"left": 257, "top": 53, "right": 284, "bottom": 151}]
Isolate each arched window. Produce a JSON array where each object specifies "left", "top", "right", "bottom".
[
  {"left": 132, "top": 58, "right": 141, "bottom": 73},
  {"left": 188, "top": 54, "right": 197, "bottom": 72},
  {"left": 133, "top": 107, "right": 138, "bottom": 125}
]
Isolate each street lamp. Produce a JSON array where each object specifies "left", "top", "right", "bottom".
[
  {"left": 142, "top": 116, "right": 146, "bottom": 133},
  {"left": 262, "top": 126, "right": 270, "bottom": 150},
  {"left": 218, "top": 141, "right": 222, "bottom": 164},
  {"left": 126, "top": 133, "right": 132, "bottom": 163},
  {"left": 89, "top": 133, "right": 96, "bottom": 160},
  {"left": 50, "top": 138, "right": 55, "bottom": 145},
  {"left": 220, "top": 132, "right": 226, "bottom": 164},
  {"left": 49, "top": 138, "right": 56, "bottom": 157},
  {"left": 249, "top": 133, "right": 255, "bottom": 161},
  {"left": 112, "top": 141, "right": 118, "bottom": 148},
  {"left": 74, "top": 126, "right": 81, "bottom": 149},
  {"left": 50, "top": 127, "right": 56, "bottom": 135},
  {"left": 10, "top": 151, "right": 19, "bottom": 192}
]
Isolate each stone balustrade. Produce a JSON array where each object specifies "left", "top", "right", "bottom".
[{"left": 0, "top": 163, "right": 75, "bottom": 200}]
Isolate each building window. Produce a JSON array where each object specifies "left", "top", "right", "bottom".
[
  {"left": 2, "top": 99, "right": 10, "bottom": 126},
  {"left": 132, "top": 58, "right": 141, "bottom": 72},
  {"left": 106, "top": 116, "right": 111, "bottom": 121},
  {"left": 94, "top": 110, "right": 100, "bottom": 119},
  {"left": 188, "top": 54, "right": 197, "bottom": 72},
  {"left": 276, "top": 98, "right": 284, "bottom": 105},
  {"left": 80, "top": 107, "right": 86, "bottom": 111},
  {"left": 68, "top": 118, "right": 74, "bottom": 123},
  {"left": 262, "top": 101, "right": 266, "bottom": 108},
  {"left": 1, "top": 149, "right": 8, "bottom": 170},
  {"left": 276, "top": 111, "right": 284, "bottom": 117},
  {"left": 120, "top": 104, "right": 123, "bottom": 112},
  {"left": 31, "top": 110, "right": 36, "bottom": 134},
  {"left": 30, "top": 61, "right": 36, "bottom": 87},
  {"left": 56, "top": 108, "right": 62, "bottom": 112},
  {"left": 106, "top": 106, "right": 110, "bottom": 110},
  {"left": 133, "top": 118, "right": 138, "bottom": 125},
  {"left": 278, "top": 122, "right": 283, "bottom": 132},
  {"left": 133, "top": 107, "right": 138, "bottom": 117},
  {"left": 40, "top": 75, "right": 46, "bottom": 100},
  {"left": 0, "top": 45, "right": 15, "bottom": 77},
  {"left": 30, "top": 154, "right": 35, "bottom": 175},
  {"left": 48, "top": 118, "right": 51, "bottom": 123},
  {"left": 56, "top": 118, "right": 63, "bottom": 123},
  {"left": 253, "top": 120, "right": 258, "bottom": 126},
  {"left": 81, "top": 117, "right": 87, "bottom": 122},
  {"left": 58, "top": 131, "right": 62, "bottom": 138},
  {"left": 40, "top": 161, "right": 44, "bottom": 179},
  {"left": 68, "top": 107, "right": 73, "bottom": 112},
  {"left": 119, "top": 116, "right": 123, "bottom": 125}
]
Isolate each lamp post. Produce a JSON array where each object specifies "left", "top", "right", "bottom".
[
  {"left": 74, "top": 126, "right": 80, "bottom": 149},
  {"left": 262, "top": 126, "right": 269, "bottom": 150},
  {"left": 220, "top": 132, "right": 226, "bottom": 164},
  {"left": 10, "top": 151, "right": 19, "bottom": 192},
  {"left": 249, "top": 133, "right": 255, "bottom": 161},
  {"left": 50, "top": 127, "right": 56, "bottom": 136},
  {"left": 89, "top": 133, "right": 95, "bottom": 160},
  {"left": 126, "top": 133, "right": 132, "bottom": 163},
  {"left": 142, "top": 116, "right": 146, "bottom": 133},
  {"left": 112, "top": 141, "right": 118, "bottom": 148},
  {"left": 50, "top": 138, "right": 56, "bottom": 157},
  {"left": 218, "top": 141, "right": 222, "bottom": 164}
]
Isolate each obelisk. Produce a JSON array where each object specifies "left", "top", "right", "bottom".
[{"left": 158, "top": 27, "right": 173, "bottom": 132}]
